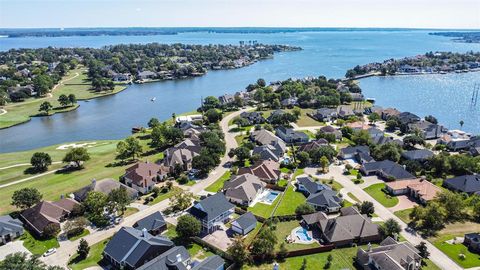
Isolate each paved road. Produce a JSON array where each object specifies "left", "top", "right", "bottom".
[
  {"left": 41, "top": 108, "right": 247, "bottom": 268},
  {"left": 305, "top": 166, "right": 463, "bottom": 270}
]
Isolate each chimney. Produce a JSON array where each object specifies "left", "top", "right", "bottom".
[{"left": 142, "top": 228, "right": 148, "bottom": 237}]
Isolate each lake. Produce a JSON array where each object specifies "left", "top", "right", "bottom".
[{"left": 0, "top": 30, "right": 479, "bottom": 153}]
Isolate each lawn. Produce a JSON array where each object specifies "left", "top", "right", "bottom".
[
  {"left": 430, "top": 233, "right": 480, "bottom": 268},
  {"left": 273, "top": 220, "right": 320, "bottom": 251},
  {"left": 363, "top": 183, "right": 399, "bottom": 208},
  {"left": 347, "top": 192, "right": 360, "bottom": 203},
  {"left": 235, "top": 134, "right": 248, "bottom": 146},
  {"left": 205, "top": 171, "right": 231, "bottom": 193},
  {"left": 68, "top": 228, "right": 90, "bottom": 241},
  {"left": 123, "top": 207, "right": 139, "bottom": 217},
  {"left": 244, "top": 222, "right": 263, "bottom": 245},
  {"left": 148, "top": 187, "right": 182, "bottom": 206},
  {"left": 68, "top": 238, "right": 109, "bottom": 270},
  {"left": 319, "top": 178, "right": 343, "bottom": 191},
  {"left": 20, "top": 230, "right": 59, "bottom": 255},
  {"left": 248, "top": 195, "right": 281, "bottom": 218},
  {"left": 394, "top": 208, "right": 413, "bottom": 224},
  {"left": 274, "top": 183, "right": 306, "bottom": 216}
]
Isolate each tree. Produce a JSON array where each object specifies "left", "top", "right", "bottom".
[
  {"left": 83, "top": 191, "right": 109, "bottom": 226},
  {"left": 148, "top": 117, "right": 161, "bottom": 128},
  {"left": 176, "top": 214, "right": 201, "bottom": 238},
  {"left": 233, "top": 146, "right": 251, "bottom": 163},
  {"left": 257, "top": 78, "right": 266, "bottom": 87},
  {"left": 30, "top": 152, "right": 52, "bottom": 172},
  {"left": 116, "top": 136, "right": 143, "bottom": 160},
  {"left": 227, "top": 236, "right": 250, "bottom": 266},
  {"left": 39, "top": 101, "right": 53, "bottom": 115},
  {"left": 68, "top": 94, "right": 77, "bottom": 105},
  {"left": 319, "top": 156, "right": 330, "bottom": 172},
  {"left": 192, "top": 153, "right": 217, "bottom": 176},
  {"left": 435, "top": 190, "right": 465, "bottom": 221},
  {"left": 425, "top": 115, "right": 438, "bottom": 124},
  {"left": 43, "top": 223, "right": 60, "bottom": 238},
  {"left": 372, "top": 142, "right": 402, "bottom": 162},
  {"left": 403, "top": 135, "right": 425, "bottom": 149},
  {"left": 58, "top": 94, "right": 69, "bottom": 107},
  {"left": 33, "top": 74, "right": 54, "bottom": 96},
  {"left": 300, "top": 258, "right": 308, "bottom": 270},
  {"left": 295, "top": 203, "right": 315, "bottom": 215},
  {"left": 0, "top": 252, "right": 64, "bottom": 270},
  {"left": 368, "top": 112, "right": 380, "bottom": 125},
  {"left": 177, "top": 174, "right": 189, "bottom": 185},
  {"left": 203, "top": 96, "right": 220, "bottom": 110},
  {"left": 77, "top": 239, "right": 90, "bottom": 259},
  {"left": 168, "top": 190, "right": 194, "bottom": 212},
  {"left": 351, "top": 129, "right": 371, "bottom": 146},
  {"left": 63, "top": 147, "right": 90, "bottom": 168},
  {"left": 278, "top": 242, "right": 288, "bottom": 260},
  {"left": 251, "top": 227, "right": 277, "bottom": 259},
  {"left": 64, "top": 217, "right": 88, "bottom": 238},
  {"left": 296, "top": 151, "right": 311, "bottom": 168},
  {"left": 409, "top": 202, "right": 446, "bottom": 235},
  {"left": 107, "top": 187, "right": 132, "bottom": 214},
  {"left": 324, "top": 254, "right": 333, "bottom": 269},
  {"left": 379, "top": 218, "right": 401, "bottom": 239},
  {"left": 359, "top": 201, "right": 375, "bottom": 217},
  {"left": 11, "top": 188, "right": 42, "bottom": 209},
  {"left": 415, "top": 241, "right": 430, "bottom": 259},
  {"left": 205, "top": 108, "right": 222, "bottom": 123}
]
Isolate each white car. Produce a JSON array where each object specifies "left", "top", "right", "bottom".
[{"left": 43, "top": 248, "right": 56, "bottom": 257}]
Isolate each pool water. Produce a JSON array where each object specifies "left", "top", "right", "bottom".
[
  {"left": 263, "top": 190, "right": 280, "bottom": 203},
  {"left": 295, "top": 227, "right": 313, "bottom": 242}
]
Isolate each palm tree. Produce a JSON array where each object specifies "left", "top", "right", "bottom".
[{"left": 460, "top": 120, "right": 464, "bottom": 128}]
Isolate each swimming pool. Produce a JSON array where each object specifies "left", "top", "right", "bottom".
[
  {"left": 261, "top": 190, "right": 280, "bottom": 204},
  {"left": 295, "top": 227, "right": 313, "bottom": 242}
]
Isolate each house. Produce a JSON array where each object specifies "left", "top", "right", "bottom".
[
  {"left": 110, "top": 72, "right": 131, "bottom": 82},
  {"left": 337, "top": 105, "right": 355, "bottom": 119},
  {"left": 307, "top": 189, "right": 342, "bottom": 213},
  {"left": 296, "top": 176, "right": 330, "bottom": 196},
  {"left": 385, "top": 178, "right": 441, "bottom": 204},
  {"left": 437, "top": 130, "right": 472, "bottom": 151},
  {"left": 444, "top": 175, "right": 480, "bottom": 194},
  {"left": 317, "top": 210, "right": 380, "bottom": 247},
  {"left": 275, "top": 126, "right": 309, "bottom": 144},
  {"left": 239, "top": 111, "right": 265, "bottom": 125},
  {"left": 137, "top": 70, "right": 157, "bottom": 80},
  {"left": 349, "top": 92, "right": 365, "bottom": 101},
  {"left": 408, "top": 121, "right": 444, "bottom": 139},
  {"left": 223, "top": 174, "right": 266, "bottom": 206},
  {"left": 380, "top": 108, "right": 401, "bottom": 121},
  {"left": 311, "top": 108, "right": 338, "bottom": 122},
  {"left": 103, "top": 227, "right": 174, "bottom": 269},
  {"left": 231, "top": 212, "right": 257, "bottom": 235},
  {"left": 250, "top": 129, "right": 287, "bottom": 156},
  {"left": 301, "top": 211, "right": 327, "bottom": 229},
  {"left": 133, "top": 212, "right": 167, "bottom": 235},
  {"left": 218, "top": 94, "right": 235, "bottom": 105},
  {"left": 189, "top": 193, "right": 235, "bottom": 234},
  {"left": 163, "top": 139, "right": 201, "bottom": 173},
  {"left": 347, "top": 121, "right": 370, "bottom": 131},
  {"left": 297, "top": 139, "right": 329, "bottom": 152},
  {"left": 0, "top": 215, "right": 24, "bottom": 244},
  {"left": 356, "top": 237, "right": 422, "bottom": 270},
  {"left": 237, "top": 160, "right": 281, "bottom": 184},
  {"left": 20, "top": 199, "right": 80, "bottom": 237},
  {"left": 137, "top": 246, "right": 224, "bottom": 270},
  {"left": 367, "top": 127, "right": 384, "bottom": 139},
  {"left": 73, "top": 178, "right": 138, "bottom": 202},
  {"left": 191, "top": 255, "right": 225, "bottom": 270},
  {"left": 175, "top": 115, "right": 203, "bottom": 125},
  {"left": 252, "top": 145, "right": 281, "bottom": 162},
  {"left": 266, "top": 109, "right": 286, "bottom": 123},
  {"left": 398, "top": 112, "right": 421, "bottom": 125},
  {"left": 401, "top": 149, "right": 434, "bottom": 162},
  {"left": 371, "top": 135, "right": 394, "bottom": 146},
  {"left": 360, "top": 160, "right": 414, "bottom": 180},
  {"left": 281, "top": 97, "right": 298, "bottom": 108},
  {"left": 339, "top": 146, "right": 370, "bottom": 160},
  {"left": 123, "top": 162, "right": 167, "bottom": 194},
  {"left": 7, "top": 85, "right": 37, "bottom": 96},
  {"left": 319, "top": 126, "right": 342, "bottom": 140},
  {"left": 464, "top": 233, "right": 480, "bottom": 254}
]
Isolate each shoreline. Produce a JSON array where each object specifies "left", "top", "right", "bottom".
[{"left": 345, "top": 68, "right": 480, "bottom": 81}]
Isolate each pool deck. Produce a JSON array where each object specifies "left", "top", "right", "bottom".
[
  {"left": 288, "top": 226, "right": 317, "bottom": 245},
  {"left": 250, "top": 189, "right": 281, "bottom": 207}
]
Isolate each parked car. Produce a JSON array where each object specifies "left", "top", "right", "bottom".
[
  {"left": 43, "top": 248, "right": 56, "bottom": 257},
  {"left": 114, "top": 217, "right": 123, "bottom": 224}
]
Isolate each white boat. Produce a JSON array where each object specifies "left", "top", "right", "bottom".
[{"left": 151, "top": 97, "right": 156, "bottom": 101}]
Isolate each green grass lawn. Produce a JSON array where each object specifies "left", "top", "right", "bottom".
[
  {"left": 319, "top": 178, "right": 343, "bottom": 191},
  {"left": 274, "top": 184, "right": 306, "bottom": 216},
  {"left": 277, "top": 178, "right": 288, "bottom": 187},
  {"left": 394, "top": 208, "right": 413, "bottom": 224},
  {"left": 248, "top": 195, "right": 281, "bottom": 218},
  {"left": 347, "top": 192, "right": 360, "bottom": 203},
  {"left": 274, "top": 220, "right": 320, "bottom": 251},
  {"left": 20, "top": 230, "right": 59, "bottom": 255},
  {"left": 123, "top": 207, "right": 139, "bottom": 217},
  {"left": 147, "top": 187, "right": 182, "bottom": 206},
  {"left": 68, "top": 238, "right": 109, "bottom": 270},
  {"left": 363, "top": 183, "right": 399, "bottom": 208},
  {"left": 205, "top": 171, "right": 231, "bottom": 193},
  {"left": 431, "top": 234, "right": 480, "bottom": 268},
  {"left": 235, "top": 134, "right": 248, "bottom": 146},
  {"left": 68, "top": 229, "right": 90, "bottom": 241}
]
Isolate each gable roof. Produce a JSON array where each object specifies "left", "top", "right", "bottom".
[
  {"left": 137, "top": 246, "right": 190, "bottom": 270},
  {"left": 296, "top": 176, "right": 330, "bottom": 195},
  {"left": 224, "top": 174, "right": 266, "bottom": 203},
  {"left": 237, "top": 160, "right": 281, "bottom": 181},
  {"left": 74, "top": 178, "right": 138, "bottom": 202},
  {"left": 401, "top": 149, "right": 434, "bottom": 161},
  {"left": 361, "top": 160, "right": 414, "bottom": 180},
  {"left": 133, "top": 212, "right": 166, "bottom": 232},
  {"left": 104, "top": 227, "right": 174, "bottom": 268},
  {"left": 297, "top": 139, "right": 329, "bottom": 152},
  {"left": 252, "top": 145, "right": 281, "bottom": 162},
  {"left": 319, "top": 212, "right": 379, "bottom": 243},
  {"left": 444, "top": 175, "right": 480, "bottom": 193},
  {"left": 190, "top": 193, "right": 235, "bottom": 222},
  {"left": 302, "top": 211, "right": 327, "bottom": 225},
  {"left": 307, "top": 189, "right": 342, "bottom": 209},
  {"left": 125, "top": 162, "right": 164, "bottom": 185},
  {"left": 232, "top": 212, "right": 257, "bottom": 230},
  {"left": 275, "top": 126, "right": 309, "bottom": 141},
  {"left": 0, "top": 215, "right": 23, "bottom": 237},
  {"left": 250, "top": 129, "right": 286, "bottom": 153},
  {"left": 357, "top": 237, "right": 421, "bottom": 270},
  {"left": 20, "top": 201, "right": 69, "bottom": 235}
]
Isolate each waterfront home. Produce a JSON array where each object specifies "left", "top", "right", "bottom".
[
  {"left": 297, "top": 139, "right": 329, "bottom": 152},
  {"left": 311, "top": 108, "right": 338, "bottom": 122},
  {"left": 408, "top": 121, "right": 444, "bottom": 139},
  {"left": 123, "top": 162, "right": 168, "bottom": 194},
  {"left": 20, "top": 199, "right": 80, "bottom": 237},
  {"left": 275, "top": 126, "right": 309, "bottom": 144},
  {"left": 218, "top": 93, "right": 235, "bottom": 105},
  {"left": 356, "top": 237, "right": 422, "bottom": 270},
  {"left": 464, "top": 233, "right": 480, "bottom": 254},
  {"left": 137, "top": 70, "right": 157, "bottom": 80},
  {"left": 399, "top": 64, "right": 421, "bottom": 73},
  {"left": 317, "top": 209, "right": 380, "bottom": 247},
  {"left": 103, "top": 227, "right": 174, "bottom": 270},
  {"left": 401, "top": 149, "right": 434, "bottom": 162},
  {"left": 339, "top": 146, "right": 371, "bottom": 160},
  {"left": 337, "top": 105, "right": 356, "bottom": 119},
  {"left": 444, "top": 175, "right": 480, "bottom": 195},
  {"left": 133, "top": 212, "right": 167, "bottom": 236},
  {"left": 231, "top": 212, "right": 257, "bottom": 235},
  {"left": 360, "top": 160, "right": 414, "bottom": 180},
  {"left": 346, "top": 121, "right": 370, "bottom": 130},
  {"left": 0, "top": 215, "right": 24, "bottom": 244},
  {"left": 437, "top": 130, "right": 472, "bottom": 151},
  {"left": 189, "top": 193, "right": 235, "bottom": 234},
  {"left": 319, "top": 126, "right": 342, "bottom": 140},
  {"left": 109, "top": 71, "right": 131, "bottom": 82},
  {"left": 281, "top": 97, "right": 298, "bottom": 108},
  {"left": 385, "top": 178, "right": 441, "bottom": 204},
  {"left": 349, "top": 92, "right": 365, "bottom": 101},
  {"left": 223, "top": 174, "right": 266, "bottom": 206},
  {"left": 367, "top": 127, "right": 384, "bottom": 139},
  {"left": 398, "top": 112, "right": 421, "bottom": 125},
  {"left": 379, "top": 108, "right": 401, "bottom": 121},
  {"left": 73, "top": 178, "right": 139, "bottom": 202},
  {"left": 252, "top": 145, "right": 282, "bottom": 162},
  {"left": 175, "top": 114, "right": 204, "bottom": 125},
  {"left": 240, "top": 111, "right": 265, "bottom": 125},
  {"left": 7, "top": 84, "right": 37, "bottom": 97},
  {"left": 237, "top": 159, "right": 281, "bottom": 184}
]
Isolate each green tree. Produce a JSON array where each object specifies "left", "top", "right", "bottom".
[
  {"left": 372, "top": 142, "right": 402, "bottom": 162},
  {"left": 205, "top": 108, "right": 222, "bottom": 123},
  {"left": 176, "top": 214, "right": 201, "bottom": 238},
  {"left": 379, "top": 218, "right": 401, "bottom": 239},
  {"left": 257, "top": 78, "right": 266, "bottom": 87},
  {"left": 11, "top": 188, "right": 42, "bottom": 209},
  {"left": 39, "top": 101, "right": 53, "bottom": 115},
  {"left": 359, "top": 201, "right": 375, "bottom": 217},
  {"left": 63, "top": 147, "right": 90, "bottom": 168},
  {"left": 83, "top": 191, "right": 109, "bottom": 226},
  {"left": 435, "top": 190, "right": 465, "bottom": 221},
  {"left": 351, "top": 129, "right": 371, "bottom": 146},
  {"left": 148, "top": 117, "right": 161, "bottom": 128},
  {"left": 295, "top": 203, "right": 315, "bottom": 215},
  {"left": 107, "top": 187, "right": 132, "bottom": 215},
  {"left": 227, "top": 236, "right": 251, "bottom": 266},
  {"left": 43, "top": 223, "right": 60, "bottom": 238},
  {"left": 233, "top": 146, "right": 251, "bottom": 163},
  {"left": 368, "top": 112, "right": 380, "bottom": 124},
  {"left": 30, "top": 152, "right": 52, "bottom": 172},
  {"left": 278, "top": 243, "right": 288, "bottom": 260},
  {"left": 77, "top": 239, "right": 90, "bottom": 259},
  {"left": 58, "top": 94, "right": 69, "bottom": 107},
  {"left": 68, "top": 94, "right": 77, "bottom": 105},
  {"left": 296, "top": 151, "right": 311, "bottom": 168},
  {"left": 168, "top": 190, "right": 194, "bottom": 212},
  {"left": 251, "top": 227, "right": 277, "bottom": 259},
  {"left": 319, "top": 156, "right": 330, "bottom": 172},
  {"left": 202, "top": 96, "right": 220, "bottom": 110},
  {"left": 415, "top": 241, "right": 430, "bottom": 259},
  {"left": 300, "top": 258, "right": 308, "bottom": 270},
  {"left": 33, "top": 74, "right": 54, "bottom": 96},
  {"left": 0, "top": 252, "right": 63, "bottom": 270}
]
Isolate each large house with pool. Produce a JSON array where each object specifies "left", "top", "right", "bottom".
[{"left": 223, "top": 173, "right": 266, "bottom": 206}]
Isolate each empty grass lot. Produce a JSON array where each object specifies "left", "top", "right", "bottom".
[{"left": 363, "top": 183, "right": 399, "bottom": 208}]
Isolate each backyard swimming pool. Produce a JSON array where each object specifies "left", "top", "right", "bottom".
[
  {"left": 260, "top": 190, "right": 280, "bottom": 204},
  {"left": 295, "top": 227, "right": 313, "bottom": 242}
]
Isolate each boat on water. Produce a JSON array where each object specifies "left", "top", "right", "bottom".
[{"left": 151, "top": 97, "right": 156, "bottom": 101}]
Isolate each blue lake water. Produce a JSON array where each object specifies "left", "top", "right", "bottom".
[{"left": 0, "top": 30, "right": 479, "bottom": 153}]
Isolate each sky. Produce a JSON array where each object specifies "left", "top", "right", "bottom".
[{"left": 0, "top": 0, "right": 479, "bottom": 29}]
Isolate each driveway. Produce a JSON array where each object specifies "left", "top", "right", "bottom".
[
  {"left": 202, "top": 229, "right": 233, "bottom": 251},
  {"left": 0, "top": 240, "right": 31, "bottom": 261},
  {"left": 388, "top": 195, "right": 418, "bottom": 212}
]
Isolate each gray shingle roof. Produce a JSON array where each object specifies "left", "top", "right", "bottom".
[
  {"left": 133, "top": 212, "right": 166, "bottom": 232},
  {"left": 191, "top": 255, "right": 225, "bottom": 270},
  {"left": 307, "top": 189, "right": 342, "bottom": 209},
  {"left": 401, "top": 149, "right": 434, "bottom": 161},
  {"left": 297, "top": 176, "right": 330, "bottom": 195},
  {"left": 319, "top": 212, "right": 379, "bottom": 243},
  {"left": 0, "top": 215, "right": 23, "bottom": 237},
  {"left": 190, "top": 193, "right": 234, "bottom": 223},
  {"left": 361, "top": 160, "right": 414, "bottom": 180},
  {"left": 232, "top": 212, "right": 257, "bottom": 230},
  {"left": 224, "top": 174, "right": 266, "bottom": 203},
  {"left": 137, "top": 246, "right": 190, "bottom": 270},
  {"left": 444, "top": 175, "right": 480, "bottom": 194}
]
